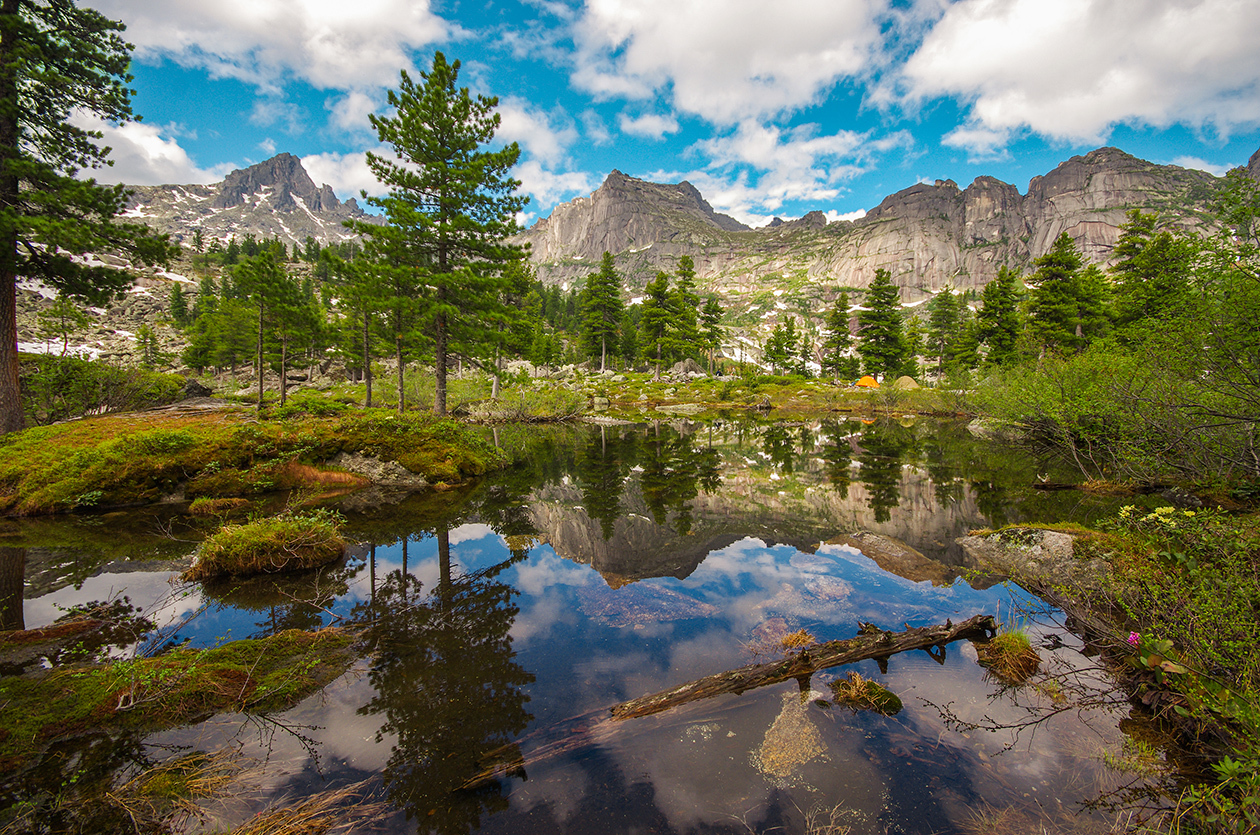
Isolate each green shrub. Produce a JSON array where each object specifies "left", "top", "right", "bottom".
[
  {"left": 20, "top": 354, "right": 185, "bottom": 425},
  {"left": 183, "top": 510, "right": 345, "bottom": 580}
]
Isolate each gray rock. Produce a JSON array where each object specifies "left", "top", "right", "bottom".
[
  {"left": 958, "top": 528, "right": 1107, "bottom": 591},
  {"left": 330, "top": 452, "right": 428, "bottom": 490}
]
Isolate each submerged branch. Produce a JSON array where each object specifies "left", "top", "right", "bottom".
[{"left": 461, "top": 614, "right": 996, "bottom": 789}]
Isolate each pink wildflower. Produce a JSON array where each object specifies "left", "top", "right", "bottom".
[{"left": 1127, "top": 632, "right": 1140, "bottom": 647}]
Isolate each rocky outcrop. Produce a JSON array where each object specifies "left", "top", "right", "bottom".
[
  {"left": 957, "top": 528, "right": 1108, "bottom": 591},
  {"left": 124, "top": 154, "right": 380, "bottom": 250},
  {"left": 517, "top": 146, "right": 1234, "bottom": 304}
]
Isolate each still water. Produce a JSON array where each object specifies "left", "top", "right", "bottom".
[{"left": 2, "top": 418, "right": 1159, "bottom": 833}]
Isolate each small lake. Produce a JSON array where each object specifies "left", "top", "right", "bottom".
[{"left": 1, "top": 417, "right": 1162, "bottom": 834}]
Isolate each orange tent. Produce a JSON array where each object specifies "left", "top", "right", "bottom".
[{"left": 856, "top": 375, "right": 879, "bottom": 388}]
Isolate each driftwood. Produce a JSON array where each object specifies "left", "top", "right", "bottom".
[
  {"left": 461, "top": 614, "right": 996, "bottom": 789},
  {"left": 611, "top": 614, "right": 996, "bottom": 720}
]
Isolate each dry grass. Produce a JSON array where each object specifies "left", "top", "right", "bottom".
[
  {"left": 230, "top": 780, "right": 386, "bottom": 835},
  {"left": 827, "top": 672, "right": 903, "bottom": 715},
  {"left": 189, "top": 497, "right": 252, "bottom": 516},
  {"left": 1081, "top": 479, "right": 1138, "bottom": 496},
  {"left": 780, "top": 628, "right": 818, "bottom": 649},
  {"left": 977, "top": 630, "right": 1041, "bottom": 684},
  {"left": 104, "top": 750, "right": 244, "bottom": 830}
]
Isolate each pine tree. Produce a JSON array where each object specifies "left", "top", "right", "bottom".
[
  {"left": 925, "top": 287, "right": 960, "bottom": 375},
  {"left": 1026, "top": 232, "right": 1108, "bottom": 353},
  {"left": 0, "top": 0, "right": 175, "bottom": 433},
  {"left": 856, "top": 269, "right": 907, "bottom": 379},
  {"left": 671, "top": 255, "right": 701, "bottom": 358},
  {"left": 977, "top": 266, "right": 1022, "bottom": 367},
  {"left": 169, "top": 282, "right": 190, "bottom": 327},
  {"left": 1110, "top": 209, "right": 1194, "bottom": 333},
  {"left": 819, "top": 292, "right": 853, "bottom": 377},
  {"left": 699, "top": 296, "right": 724, "bottom": 374},
  {"left": 36, "top": 295, "right": 91, "bottom": 356},
  {"left": 580, "top": 252, "right": 623, "bottom": 371},
  {"left": 640, "top": 271, "right": 672, "bottom": 378},
  {"left": 348, "top": 53, "right": 527, "bottom": 415}
]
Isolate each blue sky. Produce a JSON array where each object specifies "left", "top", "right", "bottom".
[{"left": 83, "top": 0, "right": 1260, "bottom": 229}]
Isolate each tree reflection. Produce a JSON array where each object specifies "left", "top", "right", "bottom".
[
  {"left": 354, "top": 523, "right": 533, "bottom": 834},
  {"left": 819, "top": 420, "right": 854, "bottom": 499},
  {"left": 856, "top": 420, "right": 916, "bottom": 523},
  {"left": 639, "top": 424, "right": 721, "bottom": 535},
  {"left": 575, "top": 426, "right": 629, "bottom": 540}
]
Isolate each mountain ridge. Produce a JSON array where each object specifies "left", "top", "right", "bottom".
[{"left": 517, "top": 145, "right": 1238, "bottom": 304}]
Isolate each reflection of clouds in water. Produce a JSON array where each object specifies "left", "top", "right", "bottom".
[
  {"left": 25, "top": 569, "right": 201, "bottom": 637},
  {"left": 449, "top": 522, "right": 498, "bottom": 546}
]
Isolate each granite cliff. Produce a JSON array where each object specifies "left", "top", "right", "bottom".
[
  {"left": 124, "top": 153, "right": 379, "bottom": 249},
  {"left": 518, "top": 147, "right": 1236, "bottom": 304}
]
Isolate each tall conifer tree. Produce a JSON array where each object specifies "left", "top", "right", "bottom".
[
  {"left": 856, "top": 269, "right": 907, "bottom": 378},
  {"left": 348, "top": 53, "right": 527, "bottom": 415},
  {"left": 581, "top": 251, "right": 623, "bottom": 371},
  {"left": 0, "top": 0, "right": 174, "bottom": 433}
]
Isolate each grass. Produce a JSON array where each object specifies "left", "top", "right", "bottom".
[
  {"left": 827, "top": 672, "right": 904, "bottom": 715},
  {"left": 0, "top": 628, "right": 355, "bottom": 771},
  {"left": 0, "top": 407, "right": 506, "bottom": 515},
  {"left": 975, "top": 630, "right": 1041, "bottom": 684},
  {"left": 183, "top": 510, "right": 346, "bottom": 581}
]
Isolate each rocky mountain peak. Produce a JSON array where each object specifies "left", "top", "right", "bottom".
[
  {"left": 1247, "top": 147, "right": 1260, "bottom": 181},
  {"left": 212, "top": 152, "right": 341, "bottom": 213}
]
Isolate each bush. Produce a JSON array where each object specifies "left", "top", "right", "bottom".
[
  {"left": 20, "top": 354, "right": 185, "bottom": 425},
  {"left": 183, "top": 510, "right": 345, "bottom": 581}
]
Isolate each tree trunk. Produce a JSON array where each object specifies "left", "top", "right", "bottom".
[
  {"left": 0, "top": 2, "right": 24, "bottom": 436},
  {"left": 363, "top": 309, "right": 372, "bottom": 408},
  {"left": 256, "top": 301, "right": 265, "bottom": 409},
  {"left": 0, "top": 547, "right": 25, "bottom": 631},
  {"left": 279, "top": 336, "right": 287, "bottom": 406},
  {"left": 491, "top": 339, "right": 501, "bottom": 399},
  {"left": 600, "top": 335, "right": 606, "bottom": 373},
  {"left": 461, "top": 615, "right": 996, "bottom": 789},
  {"left": 396, "top": 333, "right": 404, "bottom": 414},
  {"left": 435, "top": 293, "right": 448, "bottom": 417}
]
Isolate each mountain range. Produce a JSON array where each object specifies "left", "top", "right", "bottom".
[{"left": 124, "top": 145, "right": 1260, "bottom": 314}]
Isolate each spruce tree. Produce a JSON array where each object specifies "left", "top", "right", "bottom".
[
  {"left": 1110, "top": 209, "right": 1194, "bottom": 333},
  {"left": 977, "top": 266, "right": 1022, "bottom": 367},
  {"left": 348, "top": 53, "right": 527, "bottom": 415},
  {"left": 580, "top": 252, "right": 623, "bottom": 371},
  {"left": 640, "top": 271, "right": 672, "bottom": 378},
  {"left": 925, "top": 287, "right": 960, "bottom": 375},
  {"left": 699, "top": 296, "right": 724, "bottom": 374},
  {"left": 856, "top": 269, "right": 907, "bottom": 378},
  {"left": 1026, "top": 232, "right": 1108, "bottom": 353},
  {"left": 819, "top": 292, "right": 853, "bottom": 377},
  {"left": 0, "top": 0, "right": 175, "bottom": 433},
  {"left": 169, "top": 283, "right": 190, "bottom": 327},
  {"left": 671, "top": 255, "right": 701, "bottom": 358}
]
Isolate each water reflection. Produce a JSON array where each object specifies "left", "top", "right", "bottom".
[
  {"left": 354, "top": 525, "right": 533, "bottom": 834},
  {"left": 1, "top": 418, "right": 1161, "bottom": 835}
]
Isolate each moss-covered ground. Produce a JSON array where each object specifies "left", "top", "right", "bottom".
[
  {"left": 0, "top": 407, "right": 506, "bottom": 516},
  {"left": 0, "top": 628, "right": 355, "bottom": 773}
]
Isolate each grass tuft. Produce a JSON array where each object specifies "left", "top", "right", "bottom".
[
  {"left": 183, "top": 510, "right": 346, "bottom": 581},
  {"left": 976, "top": 630, "right": 1041, "bottom": 684}
]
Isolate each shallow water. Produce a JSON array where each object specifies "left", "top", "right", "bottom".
[{"left": 1, "top": 418, "right": 1162, "bottom": 833}]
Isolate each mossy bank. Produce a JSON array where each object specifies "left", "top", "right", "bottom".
[{"left": 0, "top": 407, "right": 506, "bottom": 516}]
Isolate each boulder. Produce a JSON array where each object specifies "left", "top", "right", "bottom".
[
  {"left": 184, "top": 378, "right": 214, "bottom": 398},
  {"left": 957, "top": 528, "right": 1107, "bottom": 591},
  {"left": 669, "top": 358, "right": 705, "bottom": 377},
  {"left": 330, "top": 452, "right": 429, "bottom": 490}
]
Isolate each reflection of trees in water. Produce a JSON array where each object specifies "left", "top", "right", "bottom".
[
  {"left": 819, "top": 420, "right": 854, "bottom": 500},
  {"left": 354, "top": 525, "right": 533, "bottom": 834},
  {"left": 0, "top": 547, "right": 25, "bottom": 631},
  {"left": 856, "top": 421, "right": 917, "bottom": 523},
  {"left": 639, "top": 424, "right": 721, "bottom": 536},
  {"left": 575, "top": 426, "right": 631, "bottom": 540}
]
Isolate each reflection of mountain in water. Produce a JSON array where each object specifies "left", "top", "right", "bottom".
[{"left": 527, "top": 419, "right": 1034, "bottom": 587}]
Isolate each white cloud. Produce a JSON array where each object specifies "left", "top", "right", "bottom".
[
  {"left": 326, "top": 90, "right": 382, "bottom": 133},
  {"left": 580, "top": 110, "right": 612, "bottom": 145},
  {"left": 572, "top": 0, "right": 889, "bottom": 124},
  {"left": 1172, "top": 155, "right": 1234, "bottom": 176},
  {"left": 258, "top": 137, "right": 277, "bottom": 154},
  {"left": 513, "top": 160, "right": 597, "bottom": 212},
  {"left": 826, "top": 208, "right": 867, "bottom": 223},
  {"left": 97, "top": 0, "right": 451, "bottom": 92},
  {"left": 301, "top": 150, "right": 385, "bottom": 198},
  {"left": 617, "top": 111, "right": 679, "bottom": 139},
  {"left": 900, "top": 0, "right": 1260, "bottom": 151},
  {"left": 71, "top": 113, "right": 234, "bottom": 186},
  {"left": 690, "top": 122, "right": 912, "bottom": 216},
  {"left": 496, "top": 98, "right": 579, "bottom": 163}
]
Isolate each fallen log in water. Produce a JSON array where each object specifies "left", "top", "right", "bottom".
[
  {"left": 461, "top": 614, "right": 996, "bottom": 789},
  {"left": 610, "top": 614, "right": 996, "bottom": 720}
]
